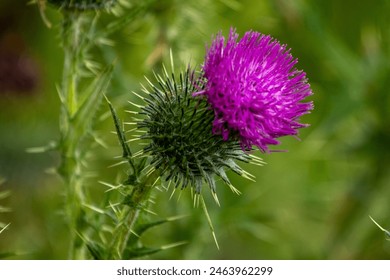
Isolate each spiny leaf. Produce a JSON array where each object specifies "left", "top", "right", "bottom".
[
  {"left": 134, "top": 217, "right": 181, "bottom": 236},
  {"left": 74, "top": 64, "right": 114, "bottom": 131},
  {"left": 127, "top": 216, "right": 187, "bottom": 247},
  {"left": 105, "top": 96, "right": 136, "bottom": 175}
]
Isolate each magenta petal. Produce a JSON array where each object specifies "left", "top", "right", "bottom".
[{"left": 200, "top": 28, "right": 314, "bottom": 152}]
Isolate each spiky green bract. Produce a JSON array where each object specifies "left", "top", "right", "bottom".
[
  {"left": 137, "top": 68, "right": 253, "bottom": 195},
  {"left": 47, "top": 0, "right": 117, "bottom": 11}
]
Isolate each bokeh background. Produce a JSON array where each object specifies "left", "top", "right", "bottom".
[{"left": 1, "top": 0, "right": 390, "bottom": 259}]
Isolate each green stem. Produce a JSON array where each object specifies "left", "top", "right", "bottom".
[
  {"left": 62, "top": 12, "right": 82, "bottom": 117},
  {"left": 58, "top": 11, "right": 88, "bottom": 259},
  {"left": 109, "top": 170, "right": 159, "bottom": 259},
  {"left": 119, "top": 207, "right": 141, "bottom": 255}
]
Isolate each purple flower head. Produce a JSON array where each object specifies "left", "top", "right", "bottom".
[{"left": 198, "top": 28, "right": 314, "bottom": 152}]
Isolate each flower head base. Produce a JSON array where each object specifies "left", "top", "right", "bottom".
[
  {"left": 199, "top": 29, "right": 313, "bottom": 152},
  {"left": 136, "top": 68, "right": 259, "bottom": 196}
]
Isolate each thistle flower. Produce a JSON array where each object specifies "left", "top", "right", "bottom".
[{"left": 198, "top": 28, "right": 313, "bottom": 152}]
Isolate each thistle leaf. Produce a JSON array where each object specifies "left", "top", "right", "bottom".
[
  {"left": 105, "top": 96, "right": 132, "bottom": 159},
  {"left": 105, "top": 96, "right": 136, "bottom": 175},
  {"left": 74, "top": 64, "right": 114, "bottom": 132},
  {"left": 127, "top": 216, "right": 186, "bottom": 248}
]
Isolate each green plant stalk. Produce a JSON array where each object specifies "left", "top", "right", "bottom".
[
  {"left": 40, "top": 0, "right": 162, "bottom": 260},
  {"left": 119, "top": 171, "right": 158, "bottom": 258},
  {"left": 58, "top": 11, "right": 89, "bottom": 259},
  {"left": 106, "top": 99, "right": 161, "bottom": 259}
]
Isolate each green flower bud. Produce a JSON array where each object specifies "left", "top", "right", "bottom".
[{"left": 135, "top": 68, "right": 260, "bottom": 196}]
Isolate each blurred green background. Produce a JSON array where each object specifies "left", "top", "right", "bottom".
[{"left": 1, "top": 0, "right": 390, "bottom": 259}]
